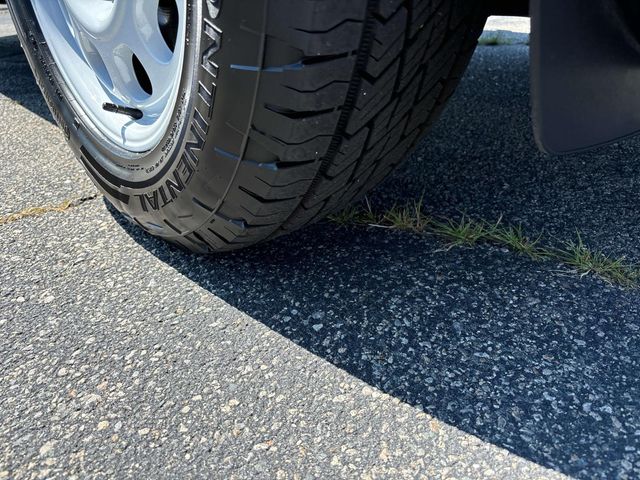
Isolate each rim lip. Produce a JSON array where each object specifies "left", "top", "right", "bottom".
[{"left": 29, "top": 0, "right": 186, "bottom": 153}]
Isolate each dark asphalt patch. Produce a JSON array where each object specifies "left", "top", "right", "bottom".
[{"left": 105, "top": 45, "right": 640, "bottom": 479}]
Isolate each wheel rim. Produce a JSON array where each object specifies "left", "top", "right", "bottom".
[{"left": 30, "top": 0, "right": 187, "bottom": 153}]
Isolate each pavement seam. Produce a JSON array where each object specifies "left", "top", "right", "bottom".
[
  {"left": 0, "top": 193, "right": 100, "bottom": 226},
  {"left": 328, "top": 198, "right": 640, "bottom": 288}
]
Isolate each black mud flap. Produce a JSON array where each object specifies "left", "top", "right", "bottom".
[{"left": 531, "top": 0, "right": 640, "bottom": 154}]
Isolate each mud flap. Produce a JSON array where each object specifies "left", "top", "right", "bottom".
[{"left": 531, "top": 0, "right": 640, "bottom": 154}]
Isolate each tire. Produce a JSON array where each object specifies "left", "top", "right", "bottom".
[{"left": 8, "top": 0, "right": 487, "bottom": 253}]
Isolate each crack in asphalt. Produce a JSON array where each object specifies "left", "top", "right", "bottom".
[
  {"left": 0, "top": 193, "right": 100, "bottom": 226},
  {"left": 329, "top": 200, "right": 640, "bottom": 289}
]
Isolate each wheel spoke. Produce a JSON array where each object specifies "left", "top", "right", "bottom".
[
  {"left": 60, "top": 0, "right": 116, "bottom": 37},
  {"left": 98, "top": 43, "right": 142, "bottom": 103},
  {"left": 130, "top": 44, "right": 175, "bottom": 105},
  {"left": 129, "top": 1, "right": 174, "bottom": 61},
  {"left": 32, "top": 0, "right": 186, "bottom": 151},
  {"left": 70, "top": 0, "right": 176, "bottom": 106},
  {"left": 124, "top": 1, "right": 179, "bottom": 107}
]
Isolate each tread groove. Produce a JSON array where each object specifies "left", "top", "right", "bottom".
[
  {"left": 111, "top": 0, "right": 487, "bottom": 251},
  {"left": 275, "top": 0, "right": 382, "bottom": 234}
]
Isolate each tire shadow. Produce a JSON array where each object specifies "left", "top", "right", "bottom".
[
  {"left": 109, "top": 199, "right": 640, "bottom": 479},
  {"left": 108, "top": 44, "right": 640, "bottom": 478},
  {"left": 0, "top": 34, "right": 55, "bottom": 123}
]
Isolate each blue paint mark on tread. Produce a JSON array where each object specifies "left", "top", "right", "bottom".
[
  {"left": 214, "top": 147, "right": 240, "bottom": 160},
  {"left": 244, "top": 160, "right": 278, "bottom": 171},
  {"left": 215, "top": 148, "right": 278, "bottom": 171},
  {"left": 230, "top": 61, "right": 304, "bottom": 73}
]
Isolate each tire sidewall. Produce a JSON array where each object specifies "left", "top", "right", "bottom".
[{"left": 8, "top": 0, "right": 216, "bottom": 234}]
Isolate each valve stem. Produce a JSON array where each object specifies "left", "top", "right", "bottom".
[{"left": 102, "top": 102, "right": 143, "bottom": 120}]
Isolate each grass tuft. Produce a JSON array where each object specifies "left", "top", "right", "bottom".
[
  {"left": 488, "top": 223, "right": 549, "bottom": 261},
  {"left": 328, "top": 198, "right": 640, "bottom": 288},
  {"left": 430, "top": 216, "right": 488, "bottom": 248},
  {"left": 555, "top": 234, "right": 639, "bottom": 288}
]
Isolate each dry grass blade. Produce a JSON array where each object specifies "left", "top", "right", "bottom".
[{"left": 0, "top": 195, "right": 98, "bottom": 226}]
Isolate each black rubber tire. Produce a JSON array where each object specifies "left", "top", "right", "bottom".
[{"left": 9, "top": 0, "right": 487, "bottom": 253}]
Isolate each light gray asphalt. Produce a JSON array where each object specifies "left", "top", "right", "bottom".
[
  {"left": 1, "top": 13, "right": 640, "bottom": 480},
  {"left": 479, "top": 16, "right": 529, "bottom": 45},
  {"left": 0, "top": 4, "right": 12, "bottom": 38},
  {"left": 0, "top": 8, "right": 96, "bottom": 216}
]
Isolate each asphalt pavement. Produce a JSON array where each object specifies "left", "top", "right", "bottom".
[{"left": 2, "top": 11, "right": 640, "bottom": 480}]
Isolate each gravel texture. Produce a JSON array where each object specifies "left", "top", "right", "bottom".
[
  {"left": 0, "top": 5, "right": 97, "bottom": 216},
  {"left": 0, "top": 4, "right": 14, "bottom": 38},
  {"left": 1, "top": 201, "right": 565, "bottom": 480},
  {"left": 1, "top": 15, "right": 639, "bottom": 480}
]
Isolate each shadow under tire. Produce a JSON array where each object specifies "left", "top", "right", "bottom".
[{"left": 8, "top": 0, "right": 487, "bottom": 252}]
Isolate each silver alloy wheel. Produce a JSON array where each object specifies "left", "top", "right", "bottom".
[{"left": 30, "top": 0, "right": 186, "bottom": 152}]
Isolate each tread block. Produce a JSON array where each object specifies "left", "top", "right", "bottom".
[
  {"left": 253, "top": 108, "right": 341, "bottom": 144},
  {"left": 149, "top": 0, "right": 486, "bottom": 252},
  {"left": 268, "top": 0, "right": 367, "bottom": 33},
  {"left": 274, "top": 55, "right": 356, "bottom": 91},
  {"left": 346, "top": 59, "right": 399, "bottom": 135},
  {"left": 365, "top": 8, "right": 408, "bottom": 78},
  {"left": 410, "top": 0, "right": 444, "bottom": 37},
  {"left": 325, "top": 127, "right": 369, "bottom": 177},
  {"left": 406, "top": 82, "right": 443, "bottom": 133},
  {"left": 378, "top": 0, "right": 405, "bottom": 19},
  {"left": 249, "top": 127, "right": 333, "bottom": 163},
  {"left": 267, "top": 2, "right": 367, "bottom": 57},
  {"left": 266, "top": 80, "right": 351, "bottom": 111}
]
